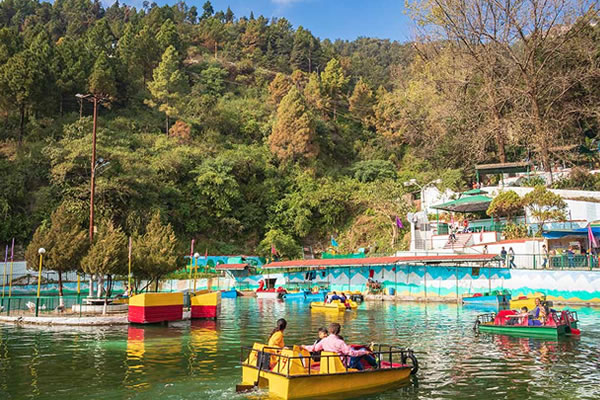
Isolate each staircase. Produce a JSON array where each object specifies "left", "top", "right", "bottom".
[{"left": 444, "top": 233, "right": 473, "bottom": 249}]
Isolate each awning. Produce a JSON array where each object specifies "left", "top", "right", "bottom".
[
  {"left": 215, "top": 263, "right": 248, "bottom": 270},
  {"left": 431, "top": 195, "right": 492, "bottom": 213},
  {"left": 265, "top": 254, "right": 499, "bottom": 269},
  {"left": 476, "top": 162, "right": 531, "bottom": 175},
  {"left": 542, "top": 227, "right": 600, "bottom": 239}
]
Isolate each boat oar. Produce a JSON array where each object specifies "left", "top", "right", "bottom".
[{"left": 236, "top": 350, "right": 266, "bottom": 393}]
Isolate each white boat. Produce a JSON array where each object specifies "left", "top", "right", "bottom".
[{"left": 256, "top": 290, "right": 283, "bottom": 299}]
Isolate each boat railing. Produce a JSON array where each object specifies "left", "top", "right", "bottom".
[{"left": 241, "top": 344, "right": 418, "bottom": 377}]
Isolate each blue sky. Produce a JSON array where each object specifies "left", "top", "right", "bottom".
[{"left": 146, "top": 0, "right": 415, "bottom": 42}]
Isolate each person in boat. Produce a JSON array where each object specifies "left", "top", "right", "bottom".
[
  {"left": 267, "top": 318, "right": 287, "bottom": 348},
  {"left": 506, "top": 306, "right": 529, "bottom": 325},
  {"left": 528, "top": 298, "right": 548, "bottom": 325},
  {"left": 339, "top": 292, "right": 352, "bottom": 309},
  {"left": 329, "top": 291, "right": 342, "bottom": 303},
  {"left": 310, "top": 327, "right": 329, "bottom": 362},
  {"left": 301, "top": 323, "right": 377, "bottom": 371}
]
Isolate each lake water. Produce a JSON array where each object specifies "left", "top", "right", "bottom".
[{"left": 1, "top": 299, "right": 599, "bottom": 399}]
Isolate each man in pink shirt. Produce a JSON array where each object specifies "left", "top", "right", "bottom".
[{"left": 301, "top": 323, "right": 377, "bottom": 370}]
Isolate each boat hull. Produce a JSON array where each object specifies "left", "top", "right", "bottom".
[
  {"left": 310, "top": 300, "right": 357, "bottom": 312},
  {"left": 256, "top": 291, "right": 282, "bottom": 299},
  {"left": 241, "top": 366, "right": 412, "bottom": 400},
  {"left": 220, "top": 289, "right": 238, "bottom": 299},
  {"left": 463, "top": 294, "right": 511, "bottom": 306},
  {"left": 478, "top": 322, "right": 567, "bottom": 338}
]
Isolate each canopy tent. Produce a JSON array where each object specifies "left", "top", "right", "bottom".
[
  {"left": 542, "top": 227, "right": 600, "bottom": 239},
  {"left": 431, "top": 194, "right": 492, "bottom": 213},
  {"left": 462, "top": 188, "right": 488, "bottom": 195}
]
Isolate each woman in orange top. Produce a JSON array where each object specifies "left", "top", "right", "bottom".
[{"left": 267, "top": 318, "right": 287, "bottom": 348}]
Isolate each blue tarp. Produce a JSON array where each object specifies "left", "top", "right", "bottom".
[{"left": 542, "top": 227, "right": 600, "bottom": 239}]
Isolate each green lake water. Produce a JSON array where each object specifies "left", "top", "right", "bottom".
[{"left": 1, "top": 299, "right": 599, "bottom": 400}]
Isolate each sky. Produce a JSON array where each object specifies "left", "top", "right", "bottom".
[{"left": 146, "top": 0, "right": 416, "bottom": 42}]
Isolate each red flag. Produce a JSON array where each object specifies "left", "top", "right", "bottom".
[
  {"left": 271, "top": 244, "right": 277, "bottom": 255},
  {"left": 204, "top": 248, "right": 208, "bottom": 258}
]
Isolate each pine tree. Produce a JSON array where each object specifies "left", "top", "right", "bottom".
[
  {"left": 25, "top": 204, "right": 89, "bottom": 306},
  {"left": 290, "top": 26, "right": 320, "bottom": 73},
  {"left": 303, "top": 72, "right": 324, "bottom": 112},
  {"left": 349, "top": 78, "right": 374, "bottom": 125},
  {"left": 157, "top": 18, "right": 182, "bottom": 54},
  {"left": 201, "top": 1, "right": 214, "bottom": 20},
  {"left": 88, "top": 51, "right": 117, "bottom": 100},
  {"left": 320, "top": 58, "right": 349, "bottom": 119},
  {"left": 146, "top": 45, "right": 189, "bottom": 135},
  {"left": 269, "top": 87, "right": 318, "bottom": 163},
  {"left": 268, "top": 72, "right": 293, "bottom": 105},
  {"left": 80, "top": 220, "right": 127, "bottom": 297},
  {"left": 225, "top": 6, "right": 234, "bottom": 23},
  {"left": 132, "top": 212, "right": 178, "bottom": 291}
]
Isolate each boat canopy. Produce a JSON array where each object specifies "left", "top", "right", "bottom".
[
  {"left": 431, "top": 194, "right": 492, "bottom": 213},
  {"left": 265, "top": 254, "right": 499, "bottom": 269}
]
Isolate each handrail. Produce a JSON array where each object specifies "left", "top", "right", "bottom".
[{"left": 240, "top": 345, "right": 418, "bottom": 377}]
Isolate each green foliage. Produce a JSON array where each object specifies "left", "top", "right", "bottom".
[
  {"left": 503, "top": 223, "right": 529, "bottom": 240},
  {"left": 486, "top": 190, "right": 523, "bottom": 220},
  {"left": 132, "top": 212, "right": 179, "bottom": 284},
  {"left": 88, "top": 51, "right": 117, "bottom": 99},
  {"left": 523, "top": 186, "right": 567, "bottom": 232},
  {"left": 257, "top": 229, "right": 301, "bottom": 259},
  {"left": 24, "top": 203, "right": 88, "bottom": 295},
  {"left": 351, "top": 160, "right": 397, "bottom": 182},
  {"left": 146, "top": 45, "right": 189, "bottom": 133},
  {"left": 80, "top": 219, "right": 127, "bottom": 277}
]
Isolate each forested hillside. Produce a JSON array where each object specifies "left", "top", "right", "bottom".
[{"left": 1, "top": 0, "right": 599, "bottom": 259}]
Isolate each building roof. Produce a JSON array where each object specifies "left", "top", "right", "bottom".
[
  {"left": 265, "top": 254, "right": 499, "bottom": 269},
  {"left": 542, "top": 227, "right": 600, "bottom": 240},
  {"left": 215, "top": 263, "right": 249, "bottom": 270},
  {"left": 475, "top": 162, "right": 531, "bottom": 174}
]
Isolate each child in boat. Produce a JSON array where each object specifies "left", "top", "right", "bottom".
[
  {"left": 267, "top": 318, "right": 287, "bottom": 348},
  {"left": 310, "top": 327, "right": 329, "bottom": 362},
  {"left": 301, "top": 323, "right": 377, "bottom": 371}
]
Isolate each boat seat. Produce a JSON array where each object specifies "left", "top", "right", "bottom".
[
  {"left": 319, "top": 352, "right": 358, "bottom": 374},
  {"left": 245, "top": 343, "right": 267, "bottom": 367},
  {"left": 272, "top": 349, "right": 308, "bottom": 375},
  {"left": 380, "top": 361, "right": 408, "bottom": 369}
]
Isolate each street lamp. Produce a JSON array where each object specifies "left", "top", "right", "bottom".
[{"left": 36, "top": 248, "right": 46, "bottom": 317}]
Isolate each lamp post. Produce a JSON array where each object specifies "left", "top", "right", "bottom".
[{"left": 36, "top": 248, "right": 46, "bottom": 317}]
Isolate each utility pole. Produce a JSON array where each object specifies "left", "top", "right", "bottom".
[{"left": 76, "top": 93, "right": 106, "bottom": 297}]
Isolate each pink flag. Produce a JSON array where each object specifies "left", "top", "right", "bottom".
[
  {"left": 190, "top": 239, "right": 195, "bottom": 257},
  {"left": 588, "top": 224, "right": 597, "bottom": 248},
  {"left": 395, "top": 216, "right": 403, "bottom": 229}
]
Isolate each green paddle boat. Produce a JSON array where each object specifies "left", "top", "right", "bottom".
[{"left": 474, "top": 310, "right": 579, "bottom": 338}]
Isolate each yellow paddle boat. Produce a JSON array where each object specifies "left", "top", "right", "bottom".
[
  {"left": 237, "top": 343, "right": 418, "bottom": 399},
  {"left": 509, "top": 292, "right": 552, "bottom": 310},
  {"left": 310, "top": 299, "right": 358, "bottom": 311}
]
